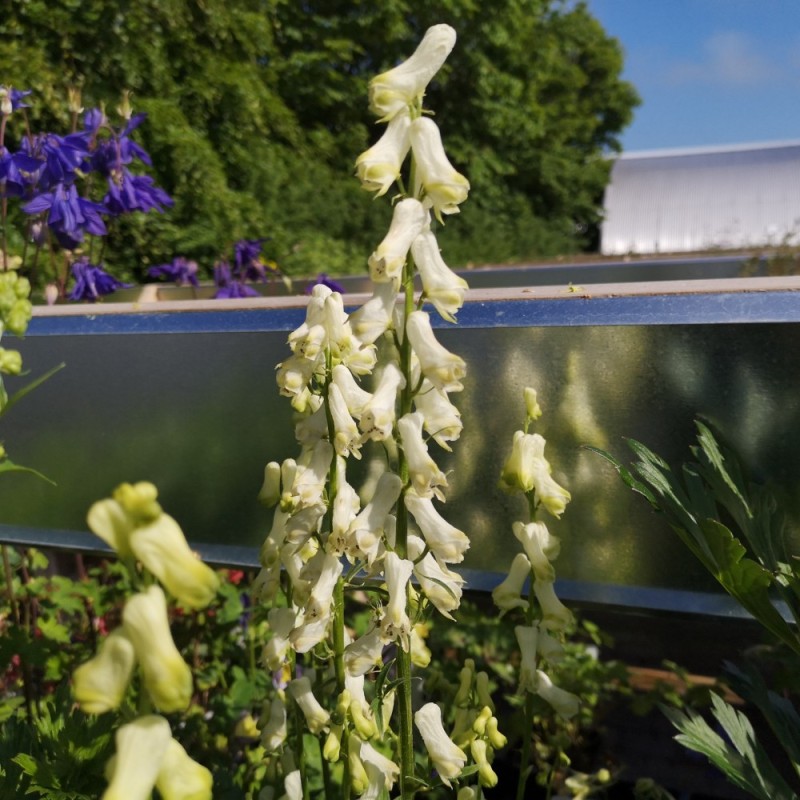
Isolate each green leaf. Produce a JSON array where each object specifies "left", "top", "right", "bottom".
[
  {"left": 694, "top": 420, "right": 750, "bottom": 515},
  {"left": 583, "top": 445, "right": 657, "bottom": 506},
  {"left": 0, "top": 459, "right": 56, "bottom": 485}
]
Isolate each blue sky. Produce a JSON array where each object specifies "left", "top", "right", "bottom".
[{"left": 586, "top": 0, "right": 800, "bottom": 152}]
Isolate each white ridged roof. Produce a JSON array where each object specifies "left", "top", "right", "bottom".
[{"left": 600, "top": 140, "right": 800, "bottom": 255}]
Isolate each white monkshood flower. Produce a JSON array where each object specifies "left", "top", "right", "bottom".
[
  {"left": 332, "top": 364, "right": 373, "bottom": 417},
  {"left": 287, "top": 322, "right": 327, "bottom": 360},
  {"left": 408, "top": 534, "right": 464, "bottom": 618},
  {"left": 329, "top": 470, "right": 361, "bottom": 555},
  {"left": 398, "top": 412, "right": 448, "bottom": 500},
  {"left": 345, "top": 625, "right": 385, "bottom": 676},
  {"left": 411, "top": 229, "right": 468, "bottom": 322},
  {"left": 537, "top": 627, "right": 566, "bottom": 664},
  {"left": 129, "top": 514, "right": 220, "bottom": 609},
  {"left": 346, "top": 472, "right": 403, "bottom": 565},
  {"left": 498, "top": 431, "right": 571, "bottom": 517},
  {"left": 360, "top": 740, "right": 401, "bottom": 799},
  {"left": 512, "top": 520, "right": 559, "bottom": 582},
  {"left": 346, "top": 673, "right": 378, "bottom": 740},
  {"left": 122, "top": 585, "right": 193, "bottom": 713},
  {"left": 87, "top": 498, "right": 137, "bottom": 561},
  {"left": 410, "top": 623, "right": 432, "bottom": 667},
  {"left": 492, "top": 552, "right": 531, "bottom": 613},
  {"left": 329, "top": 382, "right": 363, "bottom": 459},
  {"left": 276, "top": 353, "right": 318, "bottom": 398},
  {"left": 155, "top": 738, "right": 213, "bottom": 800},
  {"left": 359, "top": 362, "right": 406, "bottom": 441},
  {"left": 263, "top": 607, "right": 299, "bottom": 671},
  {"left": 350, "top": 748, "right": 370, "bottom": 796},
  {"left": 406, "top": 311, "right": 466, "bottom": 393},
  {"left": 258, "top": 461, "right": 282, "bottom": 507},
  {"left": 368, "top": 198, "right": 428, "bottom": 283},
  {"left": 380, "top": 552, "right": 414, "bottom": 648},
  {"left": 414, "top": 702, "right": 468, "bottom": 788},
  {"left": 368, "top": 24, "right": 457, "bottom": 121},
  {"left": 348, "top": 280, "right": 399, "bottom": 346},
  {"left": 101, "top": 715, "right": 172, "bottom": 800},
  {"left": 261, "top": 692, "right": 288, "bottom": 752},
  {"left": 288, "top": 676, "right": 330, "bottom": 734},
  {"left": 410, "top": 116, "right": 470, "bottom": 221},
  {"left": 515, "top": 624, "right": 539, "bottom": 693},
  {"left": 533, "top": 579, "right": 574, "bottom": 631},
  {"left": 535, "top": 669, "right": 580, "bottom": 718},
  {"left": 291, "top": 553, "right": 344, "bottom": 652},
  {"left": 413, "top": 378, "right": 463, "bottom": 451},
  {"left": 294, "top": 402, "right": 328, "bottom": 449},
  {"left": 524, "top": 386, "right": 542, "bottom": 421},
  {"left": 260, "top": 506, "right": 290, "bottom": 568},
  {"left": 282, "top": 770, "right": 303, "bottom": 800},
  {"left": 292, "top": 440, "right": 334, "bottom": 507},
  {"left": 355, "top": 112, "right": 412, "bottom": 196},
  {"left": 405, "top": 489, "right": 469, "bottom": 562},
  {"left": 73, "top": 628, "right": 136, "bottom": 714}
]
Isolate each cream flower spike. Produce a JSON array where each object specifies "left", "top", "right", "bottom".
[
  {"left": 368, "top": 24, "right": 457, "bottom": 121},
  {"left": 411, "top": 228, "right": 468, "bottom": 322},
  {"left": 122, "top": 585, "right": 193, "bottom": 713},
  {"left": 355, "top": 112, "right": 411, "bottom": 196},
  {"left": 405, "top": 310, "right": 466, "bottom": 392},
  {"left": 129, "top": 513, "right": 220, "bottom": 610},
  {"left": 368, "top": 198, "right": 428, "bottom": 283},
  {"left": 410, "top": 116, "right": 470, "bottom": 222},
  {"left": 414, "top": 702, "right": 468, "bottom": 788},
  {"left": 398, "top": 412, "right": 448, "bottom": 500},
  {"left": 101, "top": 715, "right": 172, "bottom": 800},
  {"left": 155, "top": 738, "right": 213, "bottom": 800},
  {"left": 72, "top": 628, "right": 136, "bottom": 714}
]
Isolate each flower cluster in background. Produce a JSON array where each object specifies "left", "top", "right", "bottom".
[{"left": 0, "top": 85, "right": 172, "bottom": 301}]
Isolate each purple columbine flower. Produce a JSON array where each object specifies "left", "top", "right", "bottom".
[
  {"left": 0, "top": 146, "right": 41, "bottom": 197},
  {"left": 148, "top": 257, "right": 199, "bottom": 287},
  {"left": 68, "top": 257, "right": 130, "bottom": 302},
  {"left": 307, "top": 273, "right": 345, "bottom": 294},
  {"left": 21, "top": 132, "right": 89, "bottom": 190},
  {"left": 104, "top": 168, "right": 173, "bottom": 215},
  {"left": 213, "top": 260, "right": 259, "bottom": 299},
  {"left": 0, "top": 87, "right": 32, "bottom": 115},
  {"left": 23, "top": 182, "right": 107, "bottom": 249},
  {"left": 234, "top": 238, "right": 274, "bottom": 283}
]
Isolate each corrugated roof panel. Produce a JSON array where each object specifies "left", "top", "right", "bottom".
[{"left": 600, "top": 142, "right": 800, "bottom": 255}]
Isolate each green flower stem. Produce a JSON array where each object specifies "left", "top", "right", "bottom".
[{"left": 395, "top": 254, "right": 417, "bottom": 800}]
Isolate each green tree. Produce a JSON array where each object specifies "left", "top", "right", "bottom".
[{"left": 0, "top": 0, "right": 638, "bottom": 279}]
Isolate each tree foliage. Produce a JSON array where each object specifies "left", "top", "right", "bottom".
[{"left": 1, "top": 0, "right": 638, "bottom": 278}]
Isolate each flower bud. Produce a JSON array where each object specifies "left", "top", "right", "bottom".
[
  {"left": 471, "top": 738, "right": 498, "bottom": 788},
  {"left": 323, "top": 724, "right": 343, "bottom": 762}
]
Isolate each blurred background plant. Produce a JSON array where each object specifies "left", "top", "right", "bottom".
[{"left": 0, "top": 0, "right": 639, "bottom": 281}]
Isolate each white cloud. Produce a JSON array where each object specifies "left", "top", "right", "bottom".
[{"left": 665, "top": 31, "right": 783, "bottom": 87}]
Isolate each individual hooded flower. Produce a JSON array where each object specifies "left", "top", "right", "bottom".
[
  {"left": 359, "top": 362, "right": 405, "bottom": 441},
  {"left": 292, "top": 440, "right": 334, "bottom": 508},
  {"left": 512, "top": 520, "right": 559, "bottom": 582},
  {"left": 410, "top": 117, "right": 470, "bottom": 222},
  {"left": 123, "top": 585, "right": 193, "bottom": 713},
  {"left": 276, "top": 353, "right": 320, "bottom": 398},
  {"left": 515, "top": 624, "right": 539, "bottom": 693},
  {"left": 155, "top": 738, "right": 213, "bottom": 800},
  {"left": 346, "top": 674, "right": 378, "bottom": 740},
  {"left": 414, "top": 702, "right": 468, "bottom": 788},
  {"left": 288, "top": 676, "right": 330, "bottom": 734},
  {"left": 72, "top": 628, "right": 136, "bottom": 714},
  {"left": 67, "top": 257, "right": 128, "bottom": 302},
  {"left": 345, "top": 625, "right": 385, "bottom": 676},
  {"left": 128, "top": 513, "right": 220, "bottom": 609},
  {"left": 406, "top": 311, "right": 466, "bottom": 393},
  {"left": 348, "top": 279, "right": 399, "bottom": 345},
  {"left": 408, "top": 534, "right": 464, "bottom": 618},
  {"left": 263, "top": 607, "right": 299, "bottom": 670},
  {"left": 367, "top": 198, "right": 427, "bottom": 283},
  {"left": 368, "top": 25, "right": 457, "bottom": 121},
  {"left": 102, "top": 715, "right": 172, "bottom": 800},
  {"left": 355, "top": 112, "right": 412, "bottom": 196},
  {"left": 413, "top": 377, "right": 463, "bottom": 451},
  {"left": 535, "top": 669, "right": 580, "bottom": 718},
  {"left": 346, "top": 472, "right": 402, "bottom": 565},
  {"left": 329, "top": 382, "right": 363, "bottom": 459},
  {"left": 261, "top": 692, "right": 288, "bottom": 752},
  {"left": 471, "top": 738, "right": 499, "bottom": 788},
  {"left": 148, "top": 257, "right": 200, "bottom": 287},
  {"left": 398, "top": 413, "right": 448, "bottom": 500},
  {"left": 360, "top": 740, "right": 400, "bottom": 799},
  {"left": 491, "top": 552, "right": 531, "bottom": 613},
  {"left": 411, "top": 227, "right": 469, "bottom": 322},
  {"left": 331, "top": 364, "right": 372, "bottom": 417},
  {"left": 533, "top": 579, "right": 574, "bottom": 631},
  {"left": 291, "top": 553, "right": 343, "bottom": 652},
  {"left": 379, "top": 552, "right": 414, "bottom": 647},
  {"left": 404, "top": 489, "right": 469, "bottom": 563}
]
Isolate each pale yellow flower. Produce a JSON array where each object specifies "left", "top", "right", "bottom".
[
  {"left": 155, "top": 738, "right": 213, "bottom": 800},
  {"left": 72, "top": 628, "right": 135, "bottom": 714},
  {"left": 368, "top": 198, "right": 428, "bottom": 283},
  {"left": 414, "top": 702, "right": 467, "bottom": 787},
  {"left": 355, "top": 112, "right": 411, "bottom": 196},
  {"left": 102, "top": 715, "right": 171, "bottom": 800}
]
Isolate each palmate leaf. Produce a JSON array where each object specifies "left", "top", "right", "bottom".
[
  {"left": 664, "top": 694, "right": 797, "bottom": 800},
  {"left": 694, "top": 420, "right": 750, "bottom": 516},
  {"left": 582, "top": 446, "right": 657, "bottom": 506}
]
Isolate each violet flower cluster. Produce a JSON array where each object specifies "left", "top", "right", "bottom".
[{"left": 0, "top": 86, "right": 172, "bottom": 301}]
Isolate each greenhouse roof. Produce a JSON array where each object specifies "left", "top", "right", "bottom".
[{"left": 600, "top": 140, "right": 800, "bottom": 255}]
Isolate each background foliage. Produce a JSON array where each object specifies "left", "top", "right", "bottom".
[{"left": 1, "top": 0, "right": 638, "bottom": 280}]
